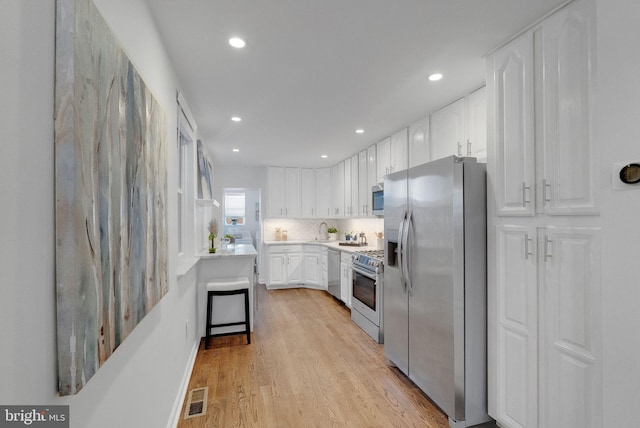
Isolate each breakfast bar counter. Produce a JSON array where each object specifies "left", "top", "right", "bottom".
[{"left": 197, "top": 244, "right": 258, "bottom": 337}]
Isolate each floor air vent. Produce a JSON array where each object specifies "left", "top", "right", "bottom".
[{"left": 183, "top": 387, "right": 208, "bottom": 419}]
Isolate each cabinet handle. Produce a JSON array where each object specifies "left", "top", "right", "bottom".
[
  {"left": 467, "top": 139, "right": 472, "bottom": 156},
  {"left": 457, "top": 142, "right": 462, "bottom": 156},
  {"left": 524, "top": 234, "right": 533, "bottom": 259},
  {"left": 280, "top": 208, "right": 283, "bottom": 215},
  {"left": 544, "top": 236, "right": 553, "bottom": 260},
  {"left": 543, "top": 179, "right": 552, "bottom": 205},
  {"left": 522, "top": 182, "right": 531, "bottom": 207}
]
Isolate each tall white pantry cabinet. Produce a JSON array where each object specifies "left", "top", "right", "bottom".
[{"left": 486, "top": 1, "right": 601, "bottom": 428}]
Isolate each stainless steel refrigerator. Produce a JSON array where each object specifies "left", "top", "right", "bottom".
[{"left": 383, "top": 156, "right": 491, "bottom": 428}]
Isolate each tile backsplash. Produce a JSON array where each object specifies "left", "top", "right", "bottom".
[{"left": 262, "top": 217, "right": 384, "bottom": 245}]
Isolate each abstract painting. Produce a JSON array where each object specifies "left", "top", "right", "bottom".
[
  {"left": 54, "top": 0, "right": 168, "bottom": 395},
  {"left": 196, "top": 140, "right": 214, "bottom": 200}
]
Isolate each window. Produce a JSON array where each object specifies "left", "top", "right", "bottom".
[
  {"left": 177, "top": 95, "right": 196, "bottom": 259},
  {"left": 177, "top": 129, "right": 189, "bottom": 255},
  {"left": 224, "top": 192, "right": 245, "bottom": 225}
]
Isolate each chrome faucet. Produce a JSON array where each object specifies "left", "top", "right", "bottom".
[{"left": 318, "top": 222, "right": 328, "bottom": 240}]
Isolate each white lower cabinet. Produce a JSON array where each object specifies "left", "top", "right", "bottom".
[
  {"left": 538, "top": 226, "right": 601, "bottom": 428},
  {"left": 303, "top": 245, "right": 321, "bottom": 287},
  {"left": 267, "top": 244, "right": 330, "bottom": 289},
  {"left": 491, "top": 224, "right": 601, "bottom": 428},
  {"left": 267, "top": 245, "right": 303, "bottom": 287}
]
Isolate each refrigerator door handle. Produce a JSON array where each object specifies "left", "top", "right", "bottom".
[
  {"left": 397, "top": 211, "right": 407, "bottom": 292},
  {"left": 403, "top": 210, "right": 413, "bottom": 294}
]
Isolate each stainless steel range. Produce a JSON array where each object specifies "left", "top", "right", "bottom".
[{"left": 351, "top": 249, "right": 384, "bottom": 343}]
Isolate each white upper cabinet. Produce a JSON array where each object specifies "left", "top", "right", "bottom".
[
  {"left": 331, "top": 162, "right": 345, "bottom": 217},
  {"left": 409, "top": 116, "right": 430, "bottom": 168},
  {"left": 316, "top": 167, "right": 332, "bottom": 218},
  {"left": 344, "top": 158, "right": 352, "bottom": 217},
  {"left": 350, "top": 154, "right": 359, "bottom": 217},
  {"left": 267, "top": 166, "right": 286, "bottom": 218},
  {"left": 431, "top": 97, "right": 466, "bottom": 161},
  {"left": 376, "top": 137, "right": 391, "bottom": 183},
  {"left": 284, "top": 167, "right": 302, "bottom": 218},
  {"left": 300, "top": 168, "right": 316, "bottom": 218},
  {"left": 487, "top": 33, "right": 536, "bottom": 216},
  {"left": 431, "top": 88, "right": 487, "bottom": 163},
  {"left": 358, "top": 150, "right": 369, "bottom": 216},
  {"left": 390, "top": 127, "right": 408, "bottom": 173},
  {"left": 466, "top": 86, "right": 487, "bottom": 161},
  {"left": 537, "top": 0, "right": 597, "bottom": 215},
  {"left": 488, "top": 0, "right": 596, "bottom": 217},
  {"left": 267, "top": 166, "right": 302, "bottom": 218}
]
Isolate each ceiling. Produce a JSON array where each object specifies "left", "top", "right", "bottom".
[{"left": 146, "top": 0, "right": 567, "bottom": 168}]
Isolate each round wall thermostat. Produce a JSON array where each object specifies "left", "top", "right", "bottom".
[{"left": 619, "top": 163, "right": 640, "bottom": 184}]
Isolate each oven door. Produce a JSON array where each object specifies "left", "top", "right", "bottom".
[{"left": 351, "top": 265, "right": 379, "bottom": 326}]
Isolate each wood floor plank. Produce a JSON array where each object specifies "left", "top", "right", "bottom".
[{"left": 178, "top": 286, "right": 451, "bottom": 428}]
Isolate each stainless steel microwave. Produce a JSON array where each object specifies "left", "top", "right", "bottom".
[{"left": 372, "top": 184, "right": 384, "bottom": 216}]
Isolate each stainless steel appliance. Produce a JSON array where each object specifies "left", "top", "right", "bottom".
[
  {"left": 351, "top": 249, "right": 384, "bottom": 343},
  {"left": 372, "top": 184, "right": 384, "bottom": 216},
  {"left": 384, "top": 156, "right": 491, "bottom": 428},
  {"left": 327, "top": 249, "right": 341, "bottom": 299}
]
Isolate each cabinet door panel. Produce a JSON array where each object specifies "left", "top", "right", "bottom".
[
  {"left": 267, "top": 167, "right": 285, "bottom": 217},
  {"left": 466, "top": 86, "right": 487, "bottom": 161},
  {"left": 316, "top": 167, "right": 332, "bottom": 217},
  {"left": 540, "top": 1, "right": 597, "bottom": 214},
  {"left": 301, "top": 168, "right": 316, "bottom": 218},
  {"left": 489, "top": 34, "right": 536, "bottom": 216},
  {"left": 331, "top": 163, "right": 345, "bottom": 217},
  {"left": 494, "top": 225, "right": 537, "bottom": 428},
  {"left": 376, "top": 137, "right": 391, "bottom": 183},
  {"left": 540, "top": 226, "right": 601, "bottom": 428},
  {"left": 304, "top": 253, "right": 320, "bottom": 285},
  {"left": 287, "top": 253, "right": 303, "bottom": 283},
  {"left": 390, "top": 127, "right": 408, "bottom": 173},
  {"left": 269, "top": 254, "right": 286, "bottom": 285},
  {"left": 409, "top": 116, "right": 430, "bottom": 168},
  {"left": 358, "top": 150, "right": 369, "bottom": 216},
  {"left": 285, "top": 168, "right": 301, "bottom": 217},
  {"left": 430, "top": 98, "right": 464, "bottom": 161}
]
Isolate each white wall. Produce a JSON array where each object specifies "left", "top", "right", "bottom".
[
  {"left": 0, "top": 1, "right": 199, "bottom": 427},
  {"left": 596, "top": 0, "right": 640, "bottom": 424}
]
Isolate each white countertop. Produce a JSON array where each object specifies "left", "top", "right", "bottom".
[
  {"left": 198, "top": 243, "right": 258, "bottom": 258},
  {"left": 263, "top": 240, "right": 375, "bottom": 253}
]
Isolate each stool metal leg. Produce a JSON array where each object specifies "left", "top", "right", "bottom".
[
  {"left": 205, "top": 291, "right": 213, "bottom": 349},
  {"left": 244, "top": 289, "right": 251, "bottom": 344}
]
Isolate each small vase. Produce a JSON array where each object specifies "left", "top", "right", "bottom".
[{"left": 209, "top": 235, "right": 216, "bottom": 253}]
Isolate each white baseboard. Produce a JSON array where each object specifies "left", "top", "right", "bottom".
[{"left": 167, "top": 339, "right": 200, "bottom": 428}]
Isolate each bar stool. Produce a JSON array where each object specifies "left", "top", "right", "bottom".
[{"left": 205, "top": 277, "right": 251, "bottom": 349}]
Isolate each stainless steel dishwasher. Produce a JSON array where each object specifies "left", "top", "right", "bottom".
[{"left": 327, "top": 249, "right": 341, "bottom": 299}]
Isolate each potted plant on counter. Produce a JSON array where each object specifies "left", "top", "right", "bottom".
[
  {"left": 327, "top": 227, "right": 338, "bottom": 241},
  {"left": 208, "top": 219, "right": 217, "bottom": 253}
]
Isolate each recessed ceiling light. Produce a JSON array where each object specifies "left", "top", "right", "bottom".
[
  {"left": 428, "top": 73, "right": 444, "bottom": 82},
  {"left": 232, "top": 148, "right": 240, "bottom": 152},
  {"left": 229, "top": 37, "right": 246, "bottom": 48},
  {"left": 231, "top": 116, "right": 242, "bottom": 122},
  {"left": 355, "top": 129, "right": 365, "bottom": 134},
  {"left": 321, "top": 155, "right": 328, "bottom": 159}
]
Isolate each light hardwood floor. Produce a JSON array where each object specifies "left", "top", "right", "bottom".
[{"left": 178, "top": 285, "right": 452, "bottom": 428}]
